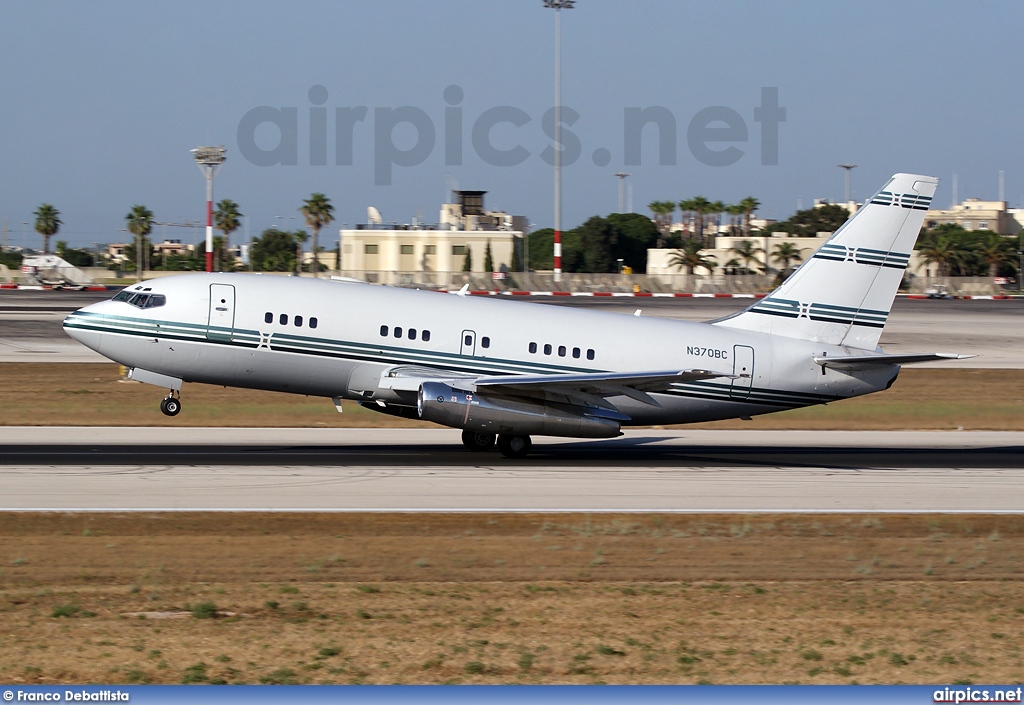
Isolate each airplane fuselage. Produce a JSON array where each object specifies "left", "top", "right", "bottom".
[{"left": 63, "top": 272, "right": 896, "bottom": 426}]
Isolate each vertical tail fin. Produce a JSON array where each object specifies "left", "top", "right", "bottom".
[{"left": 715, "top": 173, "right": 938, "bottom": 349}]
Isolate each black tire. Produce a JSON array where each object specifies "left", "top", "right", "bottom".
[
  {"left": 461, "top": 430, "right": 496, "bottom": 452},
  {"left": 160, "top": 397, "right": 181, "bottom": 417},
  {"left": 497, "top": 434, "right": 531, "bottom": 459}
]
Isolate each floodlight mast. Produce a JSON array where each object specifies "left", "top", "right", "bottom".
[
  {"left": 544, "top": 0, "right": 575, "bottom": 283},
  {"left": 191, "top": 146, "right": 226, "bottom": 273}
]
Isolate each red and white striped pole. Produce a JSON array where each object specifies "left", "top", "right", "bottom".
[
  {"left": 191, "top": 146, "right": 226, "bottom": 274},
  {"left": 205, "top": 177, "right": 214, "bottom": 273}
]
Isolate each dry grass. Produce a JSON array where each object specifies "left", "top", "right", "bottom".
[
  {"left": 1, "top": 363, "right": 1023, "bottom": 430},
  {"left": 2, "top": 512, "right": 1024, "bottom": 684}
]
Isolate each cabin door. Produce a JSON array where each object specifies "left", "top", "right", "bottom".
[
  {"left": 207, "top": 284, "right": 236, "bottom": 342},
  {"left": 730, "top": 345, "right": 755, "bottom": 399}
]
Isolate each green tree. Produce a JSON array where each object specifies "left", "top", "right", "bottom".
[
  {"left": 730, "top": 239, "right": 764, "bottom": 274},
  {"left": 576, "top": 216, "right": 616, "bottom": 273},
  {"left": 739, "top": 197, "right": 760, "bottom": 237},
  {"left": 771, "top": 241, "right": 805, "bottom": 274},
  {"left": 916, "top": 232, "right": 972, "bottom": 277},
  {"left": 528, "top": 228, "right": 554, "bottom": 270},
  {"left": 774, "top": 203, "right": 849, "bottom": 237},
  {"left": 299, "top": 193, "right": 334, "bottom": 276},
  {"left": 34, "top": 203, "right": 62, "bottom": 255},
  {"left": 55, "top": 241, "right": 94, "bottom": 268},
  {"left": 511, "top": 235, "right": 523, "bottom": 272},
  {"left": 606, "top": 212, "right": 660, "bottom": 273},
  {"left": 682, "top": 196, "right": 712, "bottom": 245},
  {"left": 250, "top": 228, "right": 299, "bottom": 272},
  {"left": 668, "top": 239, "right": 717, "bottom": 275},
  {"left": 214, "top": 199, "right": 243, "bottom": 272},
  {"left": 483, "top": 240, "right": 494, "bottom": 273},
  {"left": 978, "top": 231, "right": 1018, "bottom": 278},
  {"left": 726, "top": 203, "right": 745, "bottom": 236},
  {"left": 293, "top": 230, "right": 308, "bottom": 275},
  {"left": 648, "top": 200, "right": 676, "bottom": 246},
  {"left": 462, "top": 246, "right": 472, "bottom": 272},
  {"left": 125, "top": 205, "right": 154, "bottom": 281}
]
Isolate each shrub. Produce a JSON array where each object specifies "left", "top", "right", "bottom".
[{"left": 191, "top": 602, "right": 217, "bottom": 619}]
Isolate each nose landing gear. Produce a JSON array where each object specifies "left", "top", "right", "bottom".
[{"left": 159, "top": 391, "right": 181, "bottom": 417}]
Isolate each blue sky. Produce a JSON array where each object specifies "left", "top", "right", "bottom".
[{"left": 2, "top": 0, "right": 1023, "bottom": 250}]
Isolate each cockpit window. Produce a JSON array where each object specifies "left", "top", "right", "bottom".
[{"left": 115, "top": 291, "right": 166, "bottom": 309}]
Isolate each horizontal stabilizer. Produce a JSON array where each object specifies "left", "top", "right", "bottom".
[{"left": 813, "top": 352, "right": 975, "bottom": 370}]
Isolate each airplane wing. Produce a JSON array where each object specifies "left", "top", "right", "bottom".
[
  {"left": 813, "top": 352, "right": 975, "bottom": 370},
  {"left": 379, "top": 366, "right": 736, "bottom": 407}
]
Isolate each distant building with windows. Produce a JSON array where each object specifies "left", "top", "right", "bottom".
[
  {"left": 924, "top": 198, "right": 1022, "bottom": 235},
  {"left": 339, "top": 191, "right": 524, "bottom": 283}
]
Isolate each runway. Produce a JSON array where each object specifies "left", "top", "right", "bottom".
[{"left": 1, "top": 428, "right": 1022, "bottom": 512}]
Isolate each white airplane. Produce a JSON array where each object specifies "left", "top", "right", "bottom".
[{"left": 64, "top": 173, "right": 969, "bottom": 457}]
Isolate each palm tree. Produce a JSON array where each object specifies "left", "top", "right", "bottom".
[
  {"left": 648, "top": 201, "right": 675, "bottom": 247},
  {"left": 684, "top": 196, "right": 712, "bottom": 246},
  {"left": 726, "top": 203, "right": 745, "bottom": 236},
  {"left": 214, "top": 199, "right": 243, "bottom": 272},
  {"left": 739, "top": 197, "right": 760, "bottom": 237},
  {"left": 978, "top": 232, "right": 1017, "bottom": 279},
  {"left": 708, "top": 201, "right": 726, "bottom": 246},
  {"left": 917, "top": 234, "right": 971, "bottom": 277},
  {"left": 293, "top": 230, "right": 308, "bottom": 276},
  {"left": 34, "top": 204, "right": 62, "bottom": 255},
  {"left": 299, "top": 193, "right": 335, "bottom": 277},
  {"left": 668, "top": 239, "right": 717, "bottom": 275},
  {"left": 125, "top": 205, "right": 154, "bottom": 282},
  {"left": 771, "top": 241, "right": 805, "bottom": 275},
  {"left": 730, "top": 239, "right": 764, "bottom": 274}
]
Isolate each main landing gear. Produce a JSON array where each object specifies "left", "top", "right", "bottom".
[
  {"left": 460, "top": 430, "right": 532, "bottom": 458},
  {"left": 461, "top": 430, "right": 496, "bottom": 452},
  {"left": 496, "top": 434, "right": 531, "bottom": 459},
  {"left": 159, "top": 390, "right": 181, "bottom": 417}
]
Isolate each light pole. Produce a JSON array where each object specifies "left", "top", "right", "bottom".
[
  {"left": 544, "top": 0, "right": 575, "bottom": 283},
  {"left": 613, "top": 172, "right": 630, "bottom": 213},
  {"left": 191, "top": 146, "right": 226, "bottom": 273},
  {"left": 838, "top": 164, "right": 857, "bottom": 205}
]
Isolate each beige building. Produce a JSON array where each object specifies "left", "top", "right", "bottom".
[
  {"left": 924, "top": 198, "right": 1022, "bottom": 235},
  {"left": 338, "top": 191, "right": 523, "bottom": 284}
]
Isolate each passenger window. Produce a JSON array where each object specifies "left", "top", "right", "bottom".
[
  {"left": 587, "top": 349, "right": 595, "bottom": 360},
  {"left": 380, "top": 325, "right": 388, "bottom": 336},
  {"left": 529, "top": 342, "right": 537, "bottom": 354},
  {"left": 280, "top": 313, "right": 288, "bottom": 325},
  {"left": 422, "top": 330, "right": 430, "bottom": 342},
  {"left": 394, "top": 327, "right": 403, "bottom": 338},
  {"left": 558, "top": 345, "right": 566, "bottom": 357},
  {"left": 481, "top": 336, "right": 490, "bottom": 348},
  {"left": 265, "top": 312, "right": 273, "bottom": 324},
  {"left": 295, "top": 315, "right": 303, "bottom": 327},
  {"left": 310, "top": 317, "right": 318, "bottom": 329},
  {"left": 464, "top": 334, "right": 472, "bottom": 347},
  {"left": 572, "top": 347, "right": 581, "bottom": 359},
  {"left": 543, "top": 344, "right": 552, "bottom": 356},
  {"left": 408, "top": 328, "right": 417, "bottom": 340}
]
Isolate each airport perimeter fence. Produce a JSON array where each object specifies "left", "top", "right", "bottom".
[{"left": 2, "top": 266, "right": 1021, "bottom": 296}]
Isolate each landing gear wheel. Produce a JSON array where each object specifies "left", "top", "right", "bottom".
[
  {"left": 497, "top": 434, "right": 532, "bottom": 459},
  {"left": 461, "top": 430, "right": 496, "bottom": 452},
  {"left": 160, "top": 396, "right": 181, "bottom": 417}
]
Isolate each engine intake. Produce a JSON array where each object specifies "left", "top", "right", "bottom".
[{"left": 417, "top": 381, "right": 621, "bottom": 438}]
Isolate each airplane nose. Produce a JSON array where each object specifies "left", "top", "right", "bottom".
[{"left": 63, "top": 303, "right": 103, "bottom": 351}]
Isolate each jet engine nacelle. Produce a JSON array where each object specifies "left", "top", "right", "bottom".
[{"left": 417, "top": 381, "right": 621, "bottom": 438}]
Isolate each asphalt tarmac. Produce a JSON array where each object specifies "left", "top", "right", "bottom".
[{"left": 1, "top": 428, "right": 1021, "bottom": 512}]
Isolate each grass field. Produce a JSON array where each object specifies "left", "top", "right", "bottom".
[
  {"left": 2, "top": 513, "right": 1024, "bottom": 685},
  {"left": 1, "top": 363, "right": 1023, "bottom": 430}
]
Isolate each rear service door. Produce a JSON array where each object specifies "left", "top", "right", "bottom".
[
  {"left": 730, "top": 345, "right": 755, "bottom": 399},
  {"left": 207, "top": 284, "right": 236, "bottom": 342}
]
